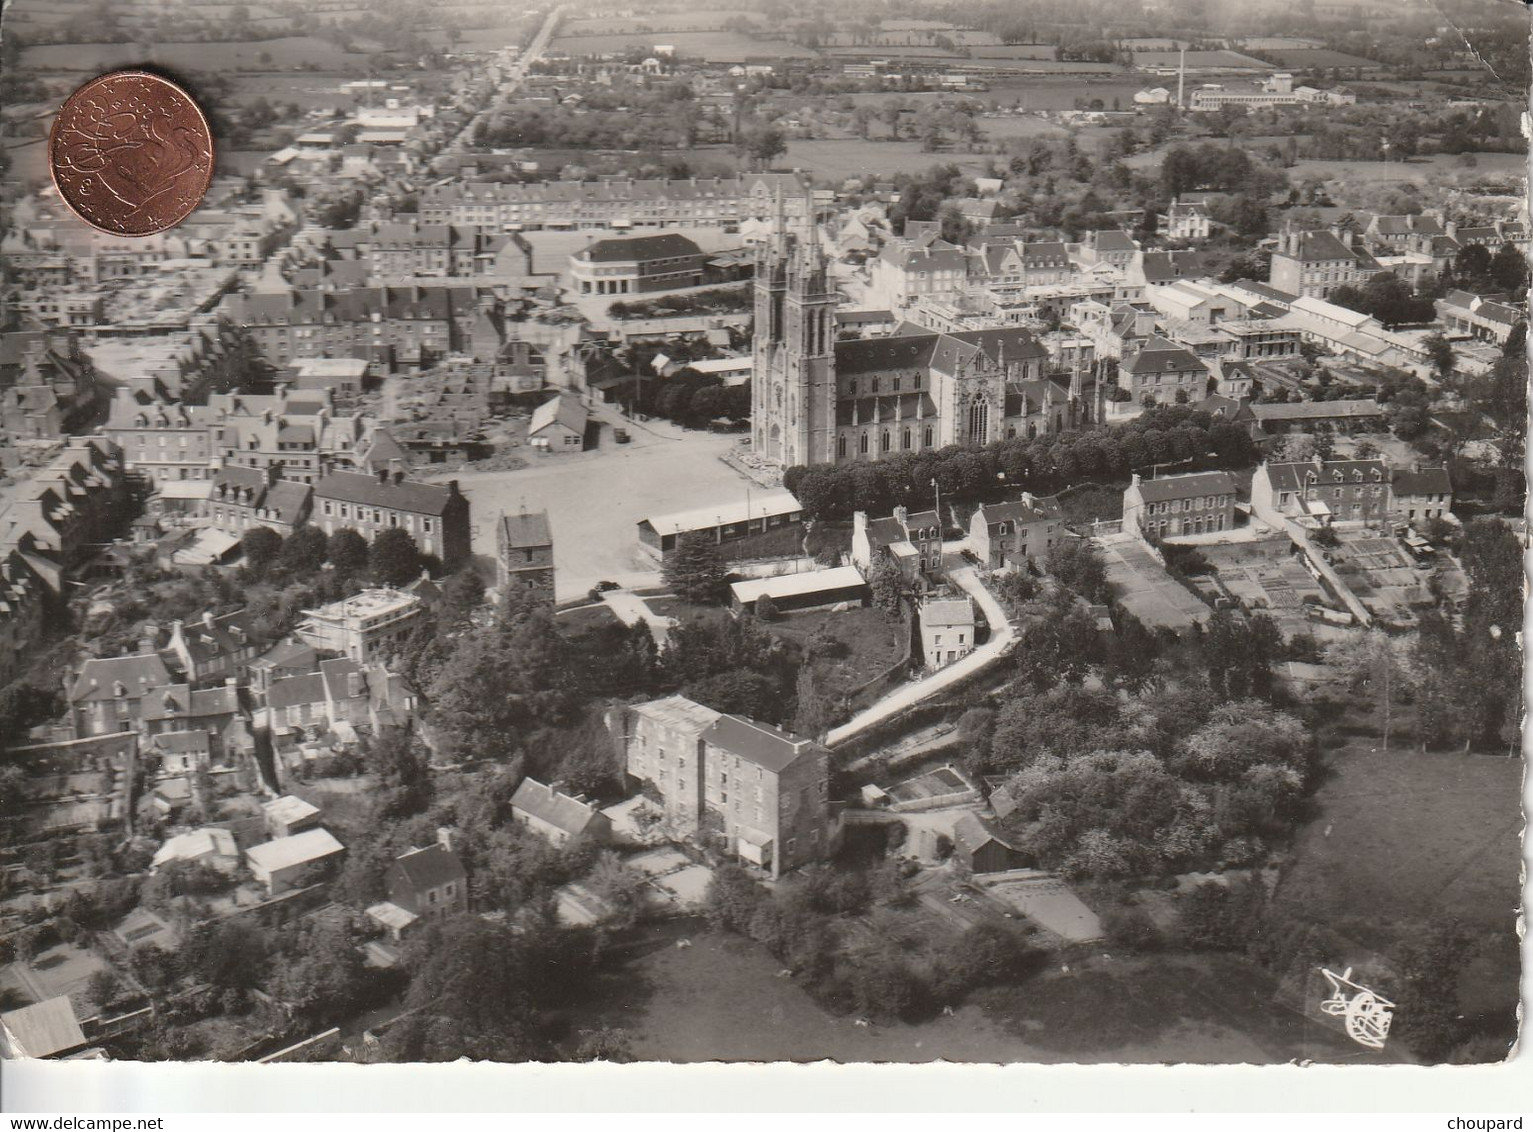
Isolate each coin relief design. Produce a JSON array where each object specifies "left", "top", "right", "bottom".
[{"left": 49, "top": 70, "right": 214, "bottom": 238}]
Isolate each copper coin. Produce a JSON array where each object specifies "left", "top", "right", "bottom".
[{"left": 49, "top": 70, "right": 214, "bottom": 238}]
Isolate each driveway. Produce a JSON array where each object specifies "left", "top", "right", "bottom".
[
  {"left": 825, "top": 555, "right": 1015, "bottom": 747},
  {"left": 600, "top": 589, "right": 675, "bottom": 648}
]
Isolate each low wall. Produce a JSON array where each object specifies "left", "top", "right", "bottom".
[{"left": 256, "top": 1027, "right": 341, "bottom": 1064}]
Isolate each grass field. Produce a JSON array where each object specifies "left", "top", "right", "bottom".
[
  {"left": 560, "top": 11, "right": 767, "bottom": 36},
  {"left": 550, "top": 30, "right": 818, "bottom": 61},
  {"left": 19, "top": 36, "right": 372, "bottom": 74},
  {"left": 1261, "top": 48, "right": 1385, "bottom": 70},
  {"left": 784, "top": 138, "right": 993, "bottom": 180},
  {"left": 1274, "top": 741, "right": 1522, "bottom": 935},
  {"left": 1133, "top": 50, "right": 1274, "bottom": 71},
  {"left": 560, "top": 918, "right": 1380, "bottom": 1063}
]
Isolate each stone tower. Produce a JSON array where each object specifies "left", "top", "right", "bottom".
[{"left": 752, "top": 209, "right": 837, "bottom": 468}]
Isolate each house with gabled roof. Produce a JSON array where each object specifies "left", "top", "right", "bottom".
[
  {"left": 368, "top": 835, "right": 468, "bottom": 940},
  {"left": 311, "top": 468, "right": 471, "bottom": 569},
  {"left": 1123, "top": 471, "right": 1239, "bottom": 539},
  {"left": 1269, "top": 225, "right": 1384, "bottom": 299},
  {"left": 510, "top": 777, "right": 611, "bottom": 848},
  {"left": 67, "top": 652, "right": 174, "bottom": 737},
  {"left": 163, "top": 608, "right": 265, "bottom": 687},
  {"left": 1251, "top": 457, "right": 1391, "bottom": 527},
  {"left": 527, "top": 392, "right": 588, "bottom": 453},
  {"left": 1122, "top": 336, "right": 1209, "bottom": 407},
  {"left": 968, "top": 494, "right": 1064, "bottom": 570}
]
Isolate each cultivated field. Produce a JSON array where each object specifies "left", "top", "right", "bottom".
[
  {"left": 782, "top": 138, "right": 993, "bottom": 180},
  {"left": 1133, "top": 49, "right": 1274, "bottom": 72},
  {"left": 18, "top": 36, "right": 373, "bottom": 74},
  {"left": 549, "top": 30, "right": 818, "bottom": 61},
  {"left": 1260, "top": 48, "right": 1385, "bottom": 71}
]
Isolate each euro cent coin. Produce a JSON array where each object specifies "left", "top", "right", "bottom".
[{"left": 49, "top": 70, "right": 214, "bottom": 237}]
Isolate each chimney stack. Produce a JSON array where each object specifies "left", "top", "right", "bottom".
[{"left": 437, "top": 827, "right": 454, "bottom": 854}]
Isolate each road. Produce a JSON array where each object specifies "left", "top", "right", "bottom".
[
  {"left": 825, "top": 555, "right": 1016, "bottom": 748},
  {"left": 600, "top": 589, "right": 675, "bottom": 648},
  {"left": 439, "top": 5, "right": 566, "bottom": 165}
]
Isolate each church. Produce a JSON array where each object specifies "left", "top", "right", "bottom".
[{"left": 751, "top": 224, "right": 1103, "bottom": 468}]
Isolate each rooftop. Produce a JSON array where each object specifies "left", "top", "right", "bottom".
[
  {"left": 246, "top": 827, "right": 346, "bottom": 873},
  {"left": 702, "top": 713, "right": 815, "bottom": 774}
]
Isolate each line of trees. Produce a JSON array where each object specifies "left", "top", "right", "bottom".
[{"left": 782, "top": 406, "right": 1260, "bottom": 522}]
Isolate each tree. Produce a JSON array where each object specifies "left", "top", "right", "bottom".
[
  {"left": 868, "top": 556, "right": 904, "bottom": 617},
  {"left": 754, "top": 594, "right": 780, "bottom": 622},
  {"left": 370, "top": 528, "right": 423, "bottom": 587},
  {"left": 1422, "top": 333, "right": 1456, "bottom": 382},
  {"left": 279, "top": 525, "right": 329, "bottom": 575},
  {"left": 1043, "top": 539, "right": 1109, "bottom": 603},
  {"left": 792, "top": 666, "right": 833, "bottom": 741},
  {"left": 241, "top": 526, "right": 282, "bottom": 574},
  {"left": 663, "top": 533, "right": 729, "bottom": 604},
  {"left": 739, "top": 123, "right": 787, "bottom": 170},
  {"left": 1488, "top": 242, "right": 1528, "bottom": 294},
  {"left": 326, "top": 528, "right": 369, "bottom": 576}
]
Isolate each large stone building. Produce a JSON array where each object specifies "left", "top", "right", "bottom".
[
  {"left": 624, "top": 695, "right": 830, "bottom": 878},
  {"left": 310, "top": 470, "right": 472, "bottom": 570},
  {"left": 1268, "top": 226, "right": 1384, "bottom": 300},
  {"left": 751, "top": 224, "right": 1089, "bottom": 468}
]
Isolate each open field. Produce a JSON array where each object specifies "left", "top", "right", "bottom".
[
  {"left": 18, "top": 36, "right": 374, "bottom": 74},
  {"left": 980, "top": 116, "right": 1071, "bottom": 141},
  {"left": 1273, "top": 743, "right": 1522, "bottom": 934},
  {"left": 1133, "top": 50, "right": 1273, "bottom": 71},
  {"left": 550, "top": 31, "right": 818, "bottom": 61},
  {"left": 561, "top": 918, "right": 1383, "bottom": 1063},
  {"left": 1260, "top": 48, "right": 1385, "bottom": 70},
  {"left": 783, "top": 138, "right": 993, "bottom": 180},
  {"left": 560, "top": 12, "right": 767, "bottom": 36}
]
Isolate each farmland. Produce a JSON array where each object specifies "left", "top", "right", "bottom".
[
  {"left": 18, "top": 36, "right": 374, "bottom": 74},
  {"left": 1258, "top": 48, "right": 1385, "bottom": 71},
  {"left": 549, "top": 30, "right": 818, "bottom": 61},
  {"left": 782, "top": 138, "right": 994, "bottom": 181},
  {"left": 1132, "top": 49, "right": 1274, "bottom": 72}
]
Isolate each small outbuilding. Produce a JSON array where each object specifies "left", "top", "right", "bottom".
[
  {"left": 728, "top": 565, "right": 870, "bottom": 614},
  {"left": 510, "top": 777, "right": 611, "bottom": 848},
  {"left": 953, "top": 812, "right": 1031, "bottom": 874},
  {"left": 245, "top": 827, "right": 346, "bottom": 896}
]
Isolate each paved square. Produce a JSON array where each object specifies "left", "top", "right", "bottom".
[{"left": 432, "top": 423, "right": 747, "bottom": 601}]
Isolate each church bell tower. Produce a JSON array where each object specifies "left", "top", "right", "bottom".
[{"left": 751, "top": 198, "right": 838, "bottom": 468}]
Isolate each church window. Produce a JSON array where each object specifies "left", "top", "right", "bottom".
[
  {"left": 849, "top": 379, "right": 856, "bottom": 395},
  {"left": 837, "top": 434, "right": 847, "bottom": 458},
  {"left": 894, "top": 376, "right": 901, "bottom": 391},
  {"left": 923, "top": 425, "right": 933, "bottom": 448},
  {"left": 859, "top": 432, "right": 869, "bottom": 454},
  {"left": 872, "top": 377, "right": 880, "bottom": 393},
  {"left": 902, "top": 427, "right": 911, "bottom": 450},
  {"left": 881, "top": 430, "right": 891, "bottom": 452}
]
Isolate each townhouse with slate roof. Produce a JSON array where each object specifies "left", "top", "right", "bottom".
[
  {"left": 967, "top": 494, "right": 1065, "bottom": 570},
  {"left": 416, "top": 173, "right": 812, "bottom": 232},
  {"left": 1251, "top": 457, "right": 1392, "bottom": 528},
  {"left": 1268, "top": 225, "right": 1384, "bottom": 300},
  {"left": 311, "top": 469, "right": 471, "bottom": 569},
  {"left": 1123, "top": 471, "right": 1239, "bottom": 539},
  {"left": 1121, "top": 336, "right": 1210, "bottom": 407}
]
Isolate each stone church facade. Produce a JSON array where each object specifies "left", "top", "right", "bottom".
[{"left": 752, "top": 225, "right": 1102, "bottom": 468}]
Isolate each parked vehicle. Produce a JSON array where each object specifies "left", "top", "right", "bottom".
[{"left": 614, "top": 428, "right": 630, "bottom": 444}]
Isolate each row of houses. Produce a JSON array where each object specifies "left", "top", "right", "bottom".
[{"left": 416, "top": 173, "right": 814, "bottom": 232}]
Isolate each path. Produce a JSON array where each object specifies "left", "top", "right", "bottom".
[
  {"left": 600, "top": 589, "right": 675, "bottom": 648},
  {"left": 825, "top": 555, "right": 1014, "bottom": 748},
  {"left": 440, "top": 5, "right": 565, "bottom": 163}
]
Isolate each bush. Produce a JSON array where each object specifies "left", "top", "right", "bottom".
[
  {"left": 754, "top": 594, "right": 780, "bottom": 622},
  {"left": 1102, "top": 903, "right": 1162, "bottom": 952}
]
